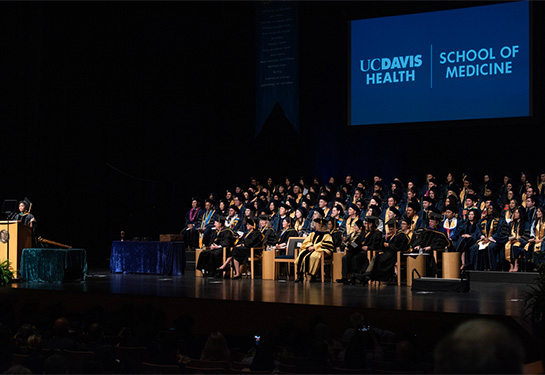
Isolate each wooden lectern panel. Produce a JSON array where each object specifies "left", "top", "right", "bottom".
[{"left": 0, "top": 221, "right": 33, "bottom": 276}]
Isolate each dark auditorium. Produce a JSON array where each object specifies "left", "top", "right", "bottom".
[{"left": 1, "top": 1, "right": 544, "bottom": 374}]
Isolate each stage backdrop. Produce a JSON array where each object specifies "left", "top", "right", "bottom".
[{"left": 256, "top": 1, "right": 299, "bottom": 135}]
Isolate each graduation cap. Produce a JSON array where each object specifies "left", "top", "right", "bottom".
[
  {"left": 407, "top": 202, "right": 421, "bottom": 212},
  {"left": 229, "top": 205, "right": 240, "bottom": 214},
  {"left": 258, "top": 214, "right": 271, "bottom": 221},
  {"left": 385, "top": 218, "right": 398, "bottom": 228},
  {"left": 389, "top": 207, "right": 401, "bottom": 217},
  {"left": 313, "top": 217, "right": 328, "bottom": 225},
  {"left": 465, "top": 193, "right": 478, "bottom": 202},
  {"left": 286, "top": 198, "right": 297, "bottom": 208},
  {"left": 365, "top": 215, "right": 379, "bottom": 224},
  {"left": 205, "top": 198, "right": 216, "bottom": 207},
  {"left": 313, "top": 207, "right": 325, "bottom": 217},
  {"left": 318, "top": 194, "right": 330, "bottom": 203},
  {"left": 448, "top": 184, "right": 461, "bottom": 194},
  {"left": 215, "top": 216, "right": 227, "bottom": 225},
  {"left": 428, "top": 207, "right": 443, "bottom": 221},
  {"left": 422, "top": 196, "right": 434, "bottom": 204},
  {"left": 348, "top": 203, "right": 361, "bottom": 216},
  {"left": 246, "top": 218, "right": 256, "bottom": 227},
  {"left": 389, "top": 193, "right": 401, "bottom": 203},
  {"left": 444, "top": 204, "right": 458, "bottom": 214},
  {"left": 355, "top": 219, "right": 364, "bottom": 229},
  {"left": 333, "top": 204, "right": 344, "bottom": 216},
  {"left": 370, "top": 196, "right": 382, "bottom": 207},
  {"left": 296, "top": 206, "right": 308, "bottom": 218},
  {"left": 279, "top": 202, "right": 291, "bottom": 211}
]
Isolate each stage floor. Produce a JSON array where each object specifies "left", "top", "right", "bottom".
[{"left": 8, "top": 268, "right": 533, "bottom": 327}]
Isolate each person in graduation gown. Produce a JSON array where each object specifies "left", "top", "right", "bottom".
[
  {"left": 470, "top": 203, "right": 504, "bottom": 271},
  {"left": 330, "top": 205, "right": 345, "bottom": 236},
  {"left": 217, "top": 218, "right": 263, "bottom": 279},
  {"left": 343, "top": 204, "right": 361, "bottom": 239},
  {"left": 274, "top": 217, "right": 299, "bottom": 254},
  {"left": 336, "top": 219, "right": 365, "bottom": 284},
  {"left": 271, "top": 203, "right": 289, "bottom": 234},
  {"left": 224, "top": 206, "right": 240, "bottom": 232},
  {"left": 365, "top": 217, "right": 410, "bottom": 283},
  {"left": 183, "top": 198, "right": 201, "bottom": 249},
  {"left": 192, "top": 199, "right": 218, "bottom": 249},
  {"left": 526, "top": 207, "right": 545, "bottom": 268},
  {"left": 294, "top": 218, "right": 335, "bottom": 282},
  {"left": 404, "top": 202, "right": 424, "bottom": 241},
  {"left": 504, "top": 206, "right": 530, "bottom": 272},
  {"left": 13, "top": 198, "right": 36, "bottom": 228},
  {"left": 12, "top": 198, "right": 37, "bottom": 245},
  {"left": 410, "top": 208, "right": 452, "bottom": 277},
  {"left": 258, "top": 214, "right": 277, "bottom": 250},
  {"left": 327, "top": 217, "right": 343, "bottom": 249},
  {"left": 294, "top": 207, "right": 308, "bottom": 237},
  {"left": 442, "top": 204, "right": 460, "bottom": 242},
  {"left": 196, "top": 216, "right": 236, "bottom": 277},
  {"left": 453, "top": 207, "right": 481, "bottom": 270}
]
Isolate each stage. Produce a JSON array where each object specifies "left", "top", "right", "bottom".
[{"left": 2, "top": 264, "right": 542, "bottom": 363}]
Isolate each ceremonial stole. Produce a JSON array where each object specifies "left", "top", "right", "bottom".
[
  {"left": 295, "top": 219, "right": 305, "bottom": 233},
  {"left": 199, "top": 209, "right": 216, "bottom": 247},
  {"left": 443, "top": 218, "right": 458, "bottom": 239},
  {"left": 536, "top": 221, "right": 544, "bottom": 252},
  {"left": 505, "top": 222, "right": 522, "bottom": 261}
]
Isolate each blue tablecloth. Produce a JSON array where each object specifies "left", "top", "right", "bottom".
[
  {"left": 109, "top": 241, "right": 185, "bottom": 276},
  {"left": 20, "top": 248, "right": 88, "bottom": 283}
]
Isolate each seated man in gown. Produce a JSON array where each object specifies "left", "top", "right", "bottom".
[
  {"left": 294, "top": 218, "right": 335, "bottom": 282},
  {"left": 410, "top": 208, "right": 452, "bottom": 276},
  {"left": 365, "top": 218, "right": 410, "bottom": 283},
  {"left": 195, "top": 216, "right": 236, "bottom": 277}
]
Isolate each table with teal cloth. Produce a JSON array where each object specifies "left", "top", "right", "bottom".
[
  {"left": 109, "top": 241, "right": 185, "bottom": 276},
  {"left": 20, "top": 248, "right": 88, "bottom": 283}
]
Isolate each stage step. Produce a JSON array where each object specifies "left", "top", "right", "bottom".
[
  {"left": 465, "top": 270, "right": 538, "bottom": 284},
  {"left": 186, "top": 249, "right": 196, "bottom": 268}
]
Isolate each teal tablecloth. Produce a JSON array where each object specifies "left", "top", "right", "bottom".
[{"left": 20, "top": 248, "right": 88, "bottom": 283}]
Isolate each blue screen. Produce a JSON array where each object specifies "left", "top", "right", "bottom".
[{"left": 349, "top": 1, "right": 530, "bottom": 126}]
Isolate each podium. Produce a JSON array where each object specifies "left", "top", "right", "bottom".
[{"left": 0, "top": 221, "right": 33, "bottom": 276}]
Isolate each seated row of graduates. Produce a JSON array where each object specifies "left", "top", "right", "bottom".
[{"left": 194, "top": 195, "right": 545, "bottom": 281}]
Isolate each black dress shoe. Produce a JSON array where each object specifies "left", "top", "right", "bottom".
[
  {"left": 232, "top": 275, "right": 241, "bottom": 280},
  {"left": 309, "top": 275, "right": 318, "bottom": 283},
  {"left": 348, "top": 278, "right": 356, "bottom": 285},
  {"left": 294, "top": 278, "right": 302, "bottom": 283},
  {"left": 336, "top": 278, "right": 348, "bottom": 284}
]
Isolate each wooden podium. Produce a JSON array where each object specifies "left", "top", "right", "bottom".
[{"left": 0, "top": 221, "right": 33, "bottom": 276}]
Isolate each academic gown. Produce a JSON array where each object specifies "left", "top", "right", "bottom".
[
  {"left": 260, "top": 227, "right": 277, "bottom": 247},
  {"left": 470, "top": 216, "right": 501, "bottom": 270},
  {"left": 410, "top": 226, "right": 452, "bottom": 276},
  {"left": 370, "top": 230, "right": 409, "bottom": 281},
  {"left": 231, "top": 229, "right": 264, "bottom": 264},
  {"left": 453, "top": 221, "right": 480, "bottom": 256},
  {"left": 295, "top": 231, "right": 335, "bottom": 277},
  {"left": 191, "top": 209, "right": 217, "bottom": 249},
  {"left": 196, "top": 227, "right": 236, "bottom": 275},
  {"left": 330, "top": 229, "right": 343, "bottom": 249},
  {"left": 341, "top": 229, "right": 383, "bottom": 279},
  {"left": 276, "top": 228, "right": 299, "bottom": 247}
]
